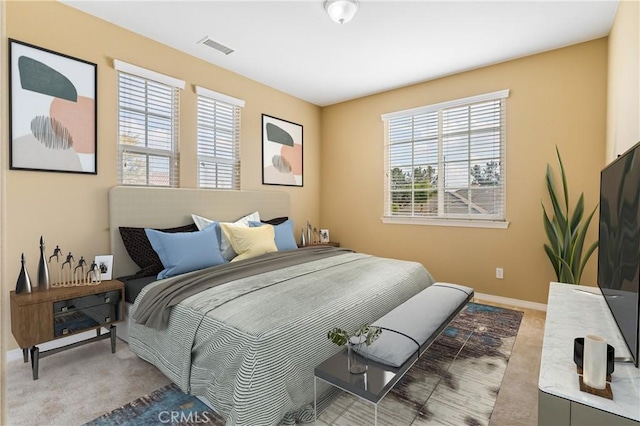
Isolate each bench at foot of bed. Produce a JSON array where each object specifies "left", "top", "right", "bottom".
[{"left": 313, "top": 282, "right": 474, "bottom": 423}]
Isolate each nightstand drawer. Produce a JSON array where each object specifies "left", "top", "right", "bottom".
[
  {"left": 53, "top": 290, "right": 121, "bottom": 314},
  {"left": 54, "top": 304, "right": 119, "bottom": 337},
  {"left": 52, "top": 290, "right": 122, "bottom": 337}
]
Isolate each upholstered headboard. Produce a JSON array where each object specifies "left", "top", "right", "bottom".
[{"left": 108, "top": 186, "right": 290, "bottom": 277}]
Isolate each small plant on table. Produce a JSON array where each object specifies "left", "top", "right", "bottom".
[{"left": 327, "top": 324, "right": 382, "bottom": 374}]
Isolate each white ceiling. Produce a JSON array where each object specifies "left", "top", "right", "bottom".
[{"left": 62, "top": 0, "right": 619, "bottom": 106}]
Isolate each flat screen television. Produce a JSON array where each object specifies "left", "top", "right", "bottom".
[{"left": 597, "top": 140, "right": 640, "bottom": 367}]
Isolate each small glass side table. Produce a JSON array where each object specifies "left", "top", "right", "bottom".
[{"left": 313, "top": 347, "right": 419, "bottom": 425}]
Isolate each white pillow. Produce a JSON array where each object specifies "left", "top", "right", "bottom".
[
  {"left": 191, "top": 213, "right": 214, "bottom": 231},
  {"left": 191, "top": 211, "right": 261, "bottom": 260}
]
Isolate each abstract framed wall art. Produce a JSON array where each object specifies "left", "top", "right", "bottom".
[
  {"left": 9, "top": 39, "right": 97, "bottom": 174},
  {"left": 262, "top": 114, "right": 303, "bottom": 187}
]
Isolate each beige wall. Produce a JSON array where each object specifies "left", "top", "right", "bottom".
[
  {"left": 1, "top": 0, "right": 5, "bottom": 419},
  {"left": 0, "top": 2, "right": 614, "bottom": 355},
  {"left": 321, "top": 39, "right": 608, "bottom": 304},
  {"left": 2, "top": 1, "right": 321, "bottom": 351},
  {"left": 607, "top": 0, "right": 640, "bottom": 162}
]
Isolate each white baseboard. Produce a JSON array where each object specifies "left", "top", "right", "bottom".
[
  {"left": 475, "top": 292, "right": 547, "bottom": 312},
  {"left": 5, "top": 328, "right": 108, "bottom": 362}
]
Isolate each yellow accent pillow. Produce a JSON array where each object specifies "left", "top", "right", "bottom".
[{"left": 220, "top": 223, "right": 277, "bottom": 262}]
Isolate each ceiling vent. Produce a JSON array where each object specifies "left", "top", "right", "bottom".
[{"left": 198, "top": 37, "right": 234, "bottom": 55}]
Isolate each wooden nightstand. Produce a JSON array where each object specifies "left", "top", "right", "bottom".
[
  {"left": 299, "top": 242, "right": 341, "bottom": 248},
  {"left": 318, "top": 242, "right": 340, "bottom": 247},
  {"left": 10, "top": 280, "right": 125, "bottom": 380}
]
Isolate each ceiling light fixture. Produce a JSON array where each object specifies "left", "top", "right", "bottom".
[{"left": 324, "top": 0, "right": 359, "bottom": 25}]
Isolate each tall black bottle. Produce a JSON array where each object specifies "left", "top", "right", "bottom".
[
  {"left": 15, "top": 253, "right": 32, "bottom": 294},
  {"left": 37, "top": 236, "right": 50, "bottom": 290}
]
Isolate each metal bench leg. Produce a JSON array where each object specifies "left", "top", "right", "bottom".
[
  {"left": 374, "top": 402, "right": 378, "bottom": 426},
  {"left": 472, "top": 296, "right": 477, "bottom": 331}
]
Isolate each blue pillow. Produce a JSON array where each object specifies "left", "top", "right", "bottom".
[
  {"left": 145, "top": 222, "right": 226, "bottom": 279},
  {"left": 249, "top": 219, "right": 298, "bottom": 251}
]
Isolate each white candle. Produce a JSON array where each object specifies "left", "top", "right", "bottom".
[{"left": 583, "top": 334, "right": 607, "bottom": 390}]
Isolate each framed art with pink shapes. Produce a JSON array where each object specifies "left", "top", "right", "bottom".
[
  {"left": 9, "top": 39, "right": 97, "bottom": 174},
  {"left": 261, "top": 114, "right": 303, "bottom": 187}
]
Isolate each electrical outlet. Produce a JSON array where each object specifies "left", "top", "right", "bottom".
[{"left": 496, "top": 268, "right": 504, "bottom": 279}]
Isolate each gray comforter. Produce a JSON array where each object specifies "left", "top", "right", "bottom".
[
  {"left": 133, "top": 246, "right": 355, "bottom": 329},
  {"left": 128, "top": 249, "right": 434, "bottom": 425}
]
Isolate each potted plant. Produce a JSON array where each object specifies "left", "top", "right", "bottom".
[
  {"left": 542, "top": 147, "right": 598, "bottom": 284},
  {"left": 327, "top": 324, "right": 382, "bottom": 374}
]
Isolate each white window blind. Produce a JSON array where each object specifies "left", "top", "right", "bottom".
[
  {"left": 196, "top": 86, "right": 243, "bottom": 189},
  {"left": 382, "top": 90, "right": 509, "bottom": 225},
  {"left": 116, "top": 69, "right": 181, "bottom": 187}
]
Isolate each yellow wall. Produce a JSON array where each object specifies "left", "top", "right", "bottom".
[
  {"left": 321, "top": 39, "right": 608, "bottom": 304},
  {"left": 0, "top": 0, "right": 5, "bottom": 418},
  {"left": 607, "top": 0, "right": 640, "bottom": 162},
  {"left": 2, "top": 1, "right": 322, "bottom": 351}
]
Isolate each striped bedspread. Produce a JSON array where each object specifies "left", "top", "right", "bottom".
[{"left": 128, "top": 251, "right": 434, "bottom": 425}]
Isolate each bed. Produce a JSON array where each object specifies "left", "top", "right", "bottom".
[{"left": 108, "top": 186, "right": 435, "bottom": 425}]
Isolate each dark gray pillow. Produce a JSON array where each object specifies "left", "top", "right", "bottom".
[
  {"left": 117, "top": 275, "right": 157, "bottom": 304},
  {"left": 119, "top": 224, "right": 198, "bottom": 278},
  {"left": 262, "top": 216, "right": 289, "bottom": 226}
]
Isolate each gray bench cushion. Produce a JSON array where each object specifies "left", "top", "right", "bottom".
[{"left": 355, "top": 282, "right": 473, "bottom": 367}]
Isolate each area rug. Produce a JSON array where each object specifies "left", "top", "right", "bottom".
[
  {"left": 83, "top": 383, "right": 224, "bottom": 426},
  {"left": 85, "top": 303, "right": 523, "bottom": 426}
]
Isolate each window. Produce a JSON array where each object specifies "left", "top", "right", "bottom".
[
  {"left": 382, "top": 90, "right": 509, "bottom": 228},
  {"left": 196, "top": 86, "right": 244, "bottom": 189},
  {"left": 115, "top": 60, "right": 184, "bottom": 187}
]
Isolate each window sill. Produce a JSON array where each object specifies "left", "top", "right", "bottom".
[{"left": 381, "top": 216, "right": 509, "bottom": 229}]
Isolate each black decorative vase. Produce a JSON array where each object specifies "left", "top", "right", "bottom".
[
  {"left": 16, "top": 253, "right": 32, "bottom": 294},
  {"left": 37, "top": 236, "right": 50, "bottom": 290}
]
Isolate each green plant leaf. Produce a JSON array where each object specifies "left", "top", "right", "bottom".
[
  {"left": 327, "top": 327, "right": 349, "bottom": 346},
  {"left": 560, "top": 217, "right": 572, "bottom": 274},
  {"left": 556, "top": 146, "right": 569, "bottom": 213},
  {"left": 578, "top": 240, "right": 599, "bottom": 283},
  {"left": 542, "top": 204, "right": 561, "bottom": 252},
  {"left": 573, "top": 206, "right": 598, "bottom": 282},
  {"left": 544, "top": 244, "right": 561, "bottom": 280},
  {"left": 328, "top": 324, "right": 383, "bottom": 347},
  {"left": 365, "top": 326, "right": 382, "bottom": 346},
  {"left": 569, "top": 204, "right": 595, "bottom": 281},
  {"left": 546, "top": 165, "right": 568, "bottom": 236},
  {"left": 569, "top": 194, "right": 585, "bottom": 236},
  {"left": 558, "top": 257, "right": 577, "bottom": 284}
]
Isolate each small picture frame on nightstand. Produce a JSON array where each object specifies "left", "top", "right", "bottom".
[
  {"left": 320, "top": 229, "right": 330, "bottom": 243},
  {"left": 94, "top": 255, "right": 114, "bottom": 281}
]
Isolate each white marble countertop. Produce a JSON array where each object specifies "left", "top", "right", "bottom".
[{"left": 539, "top": 282, "right": 640, "bottom": 421}]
